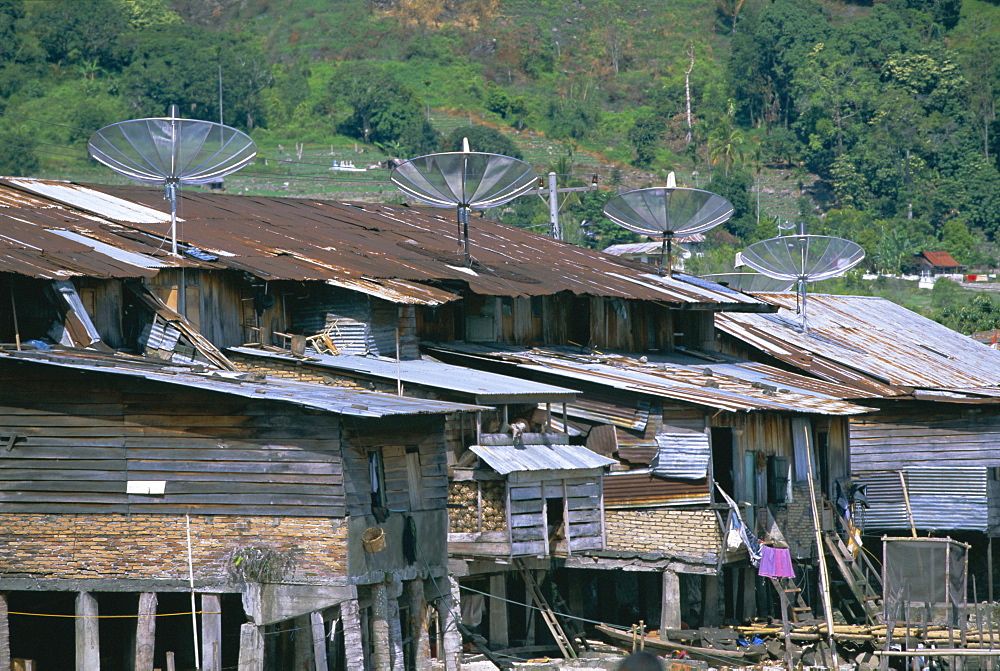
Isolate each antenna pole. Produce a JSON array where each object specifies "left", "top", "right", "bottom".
[
  {"left": 799, "top": 278, "right": 808, "bottom": 330},
  {"left": 548, "top": 171, "right": 561, "bottom": 240},
  {"left": 460, "top": 206, "right": 471, "bottom": 267},
  {"left": 667, "top": 237, "right": 674, "bottom": 276},
  {"left": 168, "top": 183, "right": 178, "bottom": 258}
]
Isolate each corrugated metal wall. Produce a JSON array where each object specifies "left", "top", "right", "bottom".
[{"left": 855, "top": 467, "right": 989, "bottom": 531}]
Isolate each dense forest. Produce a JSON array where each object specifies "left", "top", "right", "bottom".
[{"left": 2, "top": 0, "right": 1000, "bottom": 329}]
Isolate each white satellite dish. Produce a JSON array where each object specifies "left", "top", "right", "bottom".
[
  {"left": 603, "top": 187, "right": 734, "bottom": 275},
  {"left": 390, "top": 138, "right": 537, "bottom": 266},
  {"left": 88, "top": 105, "right": 257, "bottom": 257},
  {"left": 740, "top": 234, "right": 865, "bottom": 329}
]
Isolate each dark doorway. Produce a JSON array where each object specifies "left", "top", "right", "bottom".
[{"left": 711, "top": 427, "right": 735, "bottom": 497}]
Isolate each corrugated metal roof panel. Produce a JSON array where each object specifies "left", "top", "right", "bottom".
[
  {"left": 855, "top": 468, "right": 989, "bottom": 531},
  {"left": 8, "top": 178, "right": 173, "bottom": 224},
  {"left": 428, "top": 343, "right": 874, "bottom": 415},
  {"left": 47, "top": 229, "right": 167, "bottom": 269},
  {"left": 603, "top": 470, "right": 711, "bottom": 507},
  {"left": 470, "top": 442, "right": 616, "bottom": 475},
  {"left": 325, "top": 277, "right": 459, "bottom": 306},
  {"left": 228, "top": 348, "right": 578, "bottom": 404},
  {"left": 717, "top": 294, "right": 1000, "bottom": 395},
  {"left": 1, "top": 349, "right": 485, "bottom": 418},
  {"left": 652, "top": 432, "right": 710, "bottom": 479},
  {"left": 0, "top": 179, "right": 773, "bottom": 307}
]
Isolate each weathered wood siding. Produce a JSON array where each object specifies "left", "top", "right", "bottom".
[
  {"left": 149, "top": 269, "right": 251, "bottom": 347},
  {"left": 0, "top": 360, "right": 345, "bottom": 516},
  {"left": 851, "top": 403, "right": 1000, "bottom": 471},
  {"left": 508, "top": 475, "right": 603, "bottom": 556},
  {"left": 341, "top": 416, "right": 449, "bottom": 517}
]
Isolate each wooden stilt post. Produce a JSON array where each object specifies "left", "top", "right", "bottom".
[
  {"left": 340, "top": 598, "right": 365, "bottom": 671},
  {"left": 236, "top": 622, "right": 264, "bottom": 671},
  {"left": 409, "top": 580, "right": 431, "bottom": 669},
  {"left": 201, "top": 594, "right": 222, "bottom": 671},
  {"left": 76, "top": 592, "right": 100, "bottom": 671},
  {"left": 310, "top": 612, "right": 328, "bottom": 671},
  {"left": 659, "top": 569, "right": 681, "bottom": 638},
  {"left": 0, "top": 592, "right": 10, "bottom": 671},
  {"left": 371, "top": 583, "right": 392, "bottom": 670},
  {"left": 703, "top": 576, "right": 720, "bottom": 628},
  {"left": 388, "top": 593, "right": 405, "bottom": 671},
  {"left": 292, "top": 614, "right": 313, "bottom": 670},
  {"left": 441, "top": 576, "right": 463, "bottom": 671},
  {"left": 135, "top": 592, "right": 158, "bottom": 671},
  {"left": 489, "top": 574, "right": 509, "bottom": 648}
]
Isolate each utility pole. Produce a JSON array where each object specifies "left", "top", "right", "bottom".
[{"left": 537, "top": 171, "right": 598, "bottom": 241}]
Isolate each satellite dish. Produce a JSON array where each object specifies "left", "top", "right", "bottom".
[
  {"left": 702, "top": 273, "right": 795, "bottom": 293},
  {"left": 740, "top": 234, "right": 865, "bottom": 329},
  {"left": 603, "top": 187, "right": 734, "bottom": 275},
  {"left": 88, "top": 105, "right": 257, "bottom": 257},
  {"left": 390, "top": 138, "right": 537, "bottom": 266}
]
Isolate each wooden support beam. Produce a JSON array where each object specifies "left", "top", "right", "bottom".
[
  {"left": 441, "top": 577, "right": 463, "bottom": 671},
  {"left": 292, "top": 615, "right": 313, "bottom": 670},
  {"left": 340, "top": 599, "right": 366, "bottom": 671},
  {"left": 0, "top": 593, "right": 10, "bottom": 671},
  {"left": 236, "top": 623, "right": 264, "bottom": 671},
  {"left": 75, "top": 592, "right": 100, "bottom": 671},
  {"left": 660, "top": 570, "right": 681, "bottom": 637},
  {"left": 388, "top": 594, "right": 405, "bottom": 671},
  {"left": 371, "top": 583, "right": 392, "bottom": 670},
  {"left": 703, "top": 576, "right": 720, "bottom": 628},
  {"left": 490, "top": 574, "right": 509, "bottom": 649},
  {"left": 310, "top": 612, "right": 327, "bottom": 671},
  {"left": 135, "top": 592, "right": 157, "bottom": 671},
  {"left": 409, "top": 580, "right": 431, "bottom": 670},
  {"left": 201, "top": 594, "right": 222, "bottom": 671}
]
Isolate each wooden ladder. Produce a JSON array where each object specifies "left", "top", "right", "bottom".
[
  {"left": 822, "top": 530, "right": 883, "bottom": 624},
  {"left": 514, "top": 560, "right": 578, "bottom": 659}
]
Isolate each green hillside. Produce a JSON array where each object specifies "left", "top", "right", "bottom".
[{"left": 4, "top": 0, "right": 1000, "bottom": 330}]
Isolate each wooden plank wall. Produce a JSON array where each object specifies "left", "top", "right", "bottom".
[
  {"left": 341, "top": 415, "right": 449, "bottom": 517},
  {"left": 0, "top": 360, "right": 346, "bottom": 516},
  {"left": 508, "top": 475, "right": 603, "bottom": 556},
  {"left": 149, "top": 269, "right": 251, "bottom": 347},
  {"left": 851, "top": 404, "right": 1000, "bottom": 471}
]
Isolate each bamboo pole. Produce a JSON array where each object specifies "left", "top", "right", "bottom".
[
  {"left": 899, "top": 471, "right": 917, "bottom": 538},
  {"left": 805, "top": 430, "right": 838, "bottom": 667}
]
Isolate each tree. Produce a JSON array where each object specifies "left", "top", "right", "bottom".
[
  {"left": 0, "top": 121, "right": 39, "bottom": 176},
  {"left": 119, "top": 25, "right": 271, "bottom": 131},
  {"left": 443, "top": 125, "right": 522, "bottom": 158},
  {"left": 28, "top": 0, "right": 128, "bottom": 69},
  {"left": 627, "top": 114, "right": 662, "bottom": 168},
  {"left": 328, "top": 63, "right": 437, "bottom": 156}
]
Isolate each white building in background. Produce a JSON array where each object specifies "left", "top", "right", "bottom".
[{"left": 602, "top": 235, "right": 704, "bottom": 271}]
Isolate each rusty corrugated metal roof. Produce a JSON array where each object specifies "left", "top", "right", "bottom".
[
  {"left": 717, "top": 293, "right": 1000, "bottom": 396},
  {"left": 427, "top": 343, "right": 873, "bottom": 415},
  {"left": 0, "top": 178, "right": 773, "bottom": 308},
  {"left": 603, "top": 470, "right": 711, "bottom": 507},
  {"left": 0, "top": 347, "right": 486, "bottom": 417}
]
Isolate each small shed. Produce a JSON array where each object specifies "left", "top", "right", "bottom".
[{"left": 449, "top": 433, "right": 615, "bottom": 558}]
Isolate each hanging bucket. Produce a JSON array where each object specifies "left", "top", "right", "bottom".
[{"left": 362, "top": 526, "right": 386, "bottom": 553}]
